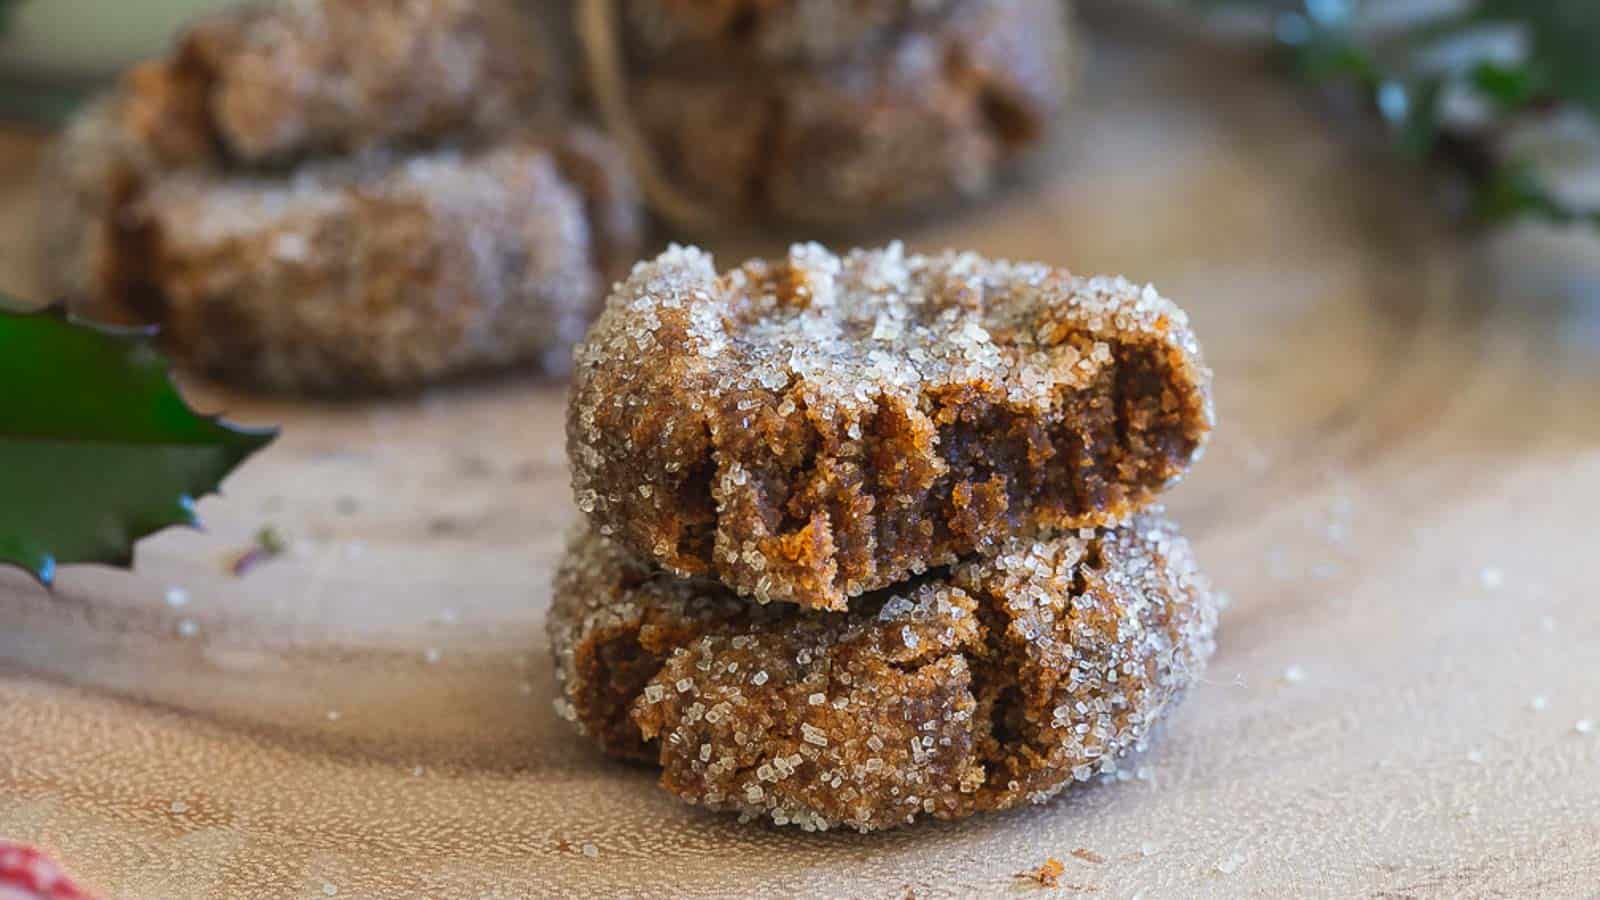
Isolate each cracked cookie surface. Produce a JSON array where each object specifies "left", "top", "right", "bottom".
[
  {"left": 568, "top": 243, "right": 1213, "bottom": 610},
  {"left": 547, "top": 513, "right": 1218, "bottom": 832}
]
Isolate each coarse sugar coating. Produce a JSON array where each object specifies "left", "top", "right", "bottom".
[
  {"left": 103, "top": 135, "right": 637, "bottom": 392},
  {"left": 567, "top": 243, "right": 1213, "bottom": 611},
  {"left": 547, "top": 525, "right": 766, "bottom": 760},
  {"left": 547, "top": 513, "right": 1218, "bottom": 832},
  {"left": 586, "top": 0, "right": 1071, "bottom": 227}
]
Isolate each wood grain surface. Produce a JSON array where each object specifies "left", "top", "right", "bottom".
[{"left": 2, "top": 26, "right": 1599, "bottom": 899}]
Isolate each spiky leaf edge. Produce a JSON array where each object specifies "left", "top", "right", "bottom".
[{"left": 0, "top": 299, "right": 277, "bottom": 588}]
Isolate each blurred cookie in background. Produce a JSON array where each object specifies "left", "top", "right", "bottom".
[
  {"left": 106, "top": 135, "right": 631, "bottom": 392},
  {"left": 581, "top": 0, "right": 1074, "bottom": 230},
  {"left": 41, "top": 0, "right": 640, "bottom": 393}
]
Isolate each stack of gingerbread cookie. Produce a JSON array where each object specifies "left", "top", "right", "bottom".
[
  {"left": 42, "top": 0, "right": 641, "bottom": 393},
  {"left": 549, "top": 242, "right": 1221, "bottom": 832}
]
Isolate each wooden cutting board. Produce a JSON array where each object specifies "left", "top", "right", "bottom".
[{"left": 2, "top": 25, "right": 1598, "bottom": 899}]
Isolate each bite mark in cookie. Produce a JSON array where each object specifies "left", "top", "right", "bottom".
[{"left": 568, "top": 243, "right": 1212, "bottom": 610}]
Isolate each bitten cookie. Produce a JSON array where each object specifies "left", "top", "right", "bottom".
[
  {"left": 41, "top": 0, "right": 640, "bottom": 392},
  {"left": 582, "top": 0, "right": 1072, "bottom": 227},
  {"left": 548, "top": 513, "right": 1218, "bottom": 832},
  {"left": 567, "top": 244, "right": 1212, "bottom": 611}
]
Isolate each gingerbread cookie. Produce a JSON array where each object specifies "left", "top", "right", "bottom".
[
  {"left": 42, "top": 0, "right": 639, "bottom": 392},
  {"left": 111, "top": 137, "right": 631, "bottom": 391},
  {"left": 568, "top": 244, "right": 1212, "bottom": 610},
  {"left": 548, "top": 513, "right": 1218, "bottom": 832},
  {"left": 582, "top": 0, "right": 1072, "bottom": 227}
]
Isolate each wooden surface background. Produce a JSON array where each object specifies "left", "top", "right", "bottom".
[{"left": 2, "top": 25, "right": 1599, "bottom": 899}]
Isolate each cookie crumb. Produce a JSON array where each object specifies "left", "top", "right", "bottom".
[
  {"left": 1016, "top": 858, "right": 1065, "bottom": 887},
  {"left": 229, "top": 526, "right": 287, "bottom": 576},
  {"left": 1070, "top": 848, "right": 1105, "bottom": 865}
]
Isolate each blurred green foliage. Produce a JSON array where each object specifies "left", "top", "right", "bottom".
[{"left": 1209, "top": 0, "right": 1600, "bottom": 229}]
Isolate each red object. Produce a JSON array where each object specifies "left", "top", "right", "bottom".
[{"left": 0, "top": 844, "right": 95, "bottom": 900}]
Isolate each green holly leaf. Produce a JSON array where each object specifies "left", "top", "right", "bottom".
[
  {"left": 1478, "top": 0, "right": 1600, "bottom": 119},
  {"left": 0, "top": 299, "right": 276, "bottom": 586}
]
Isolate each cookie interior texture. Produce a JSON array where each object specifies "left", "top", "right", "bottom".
[
  {"left": 568, "top": 244, "right": 1213, "bottom": 612},
  {"left": 548, "top": 514, "right": 1217, "bottom": 832}
]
